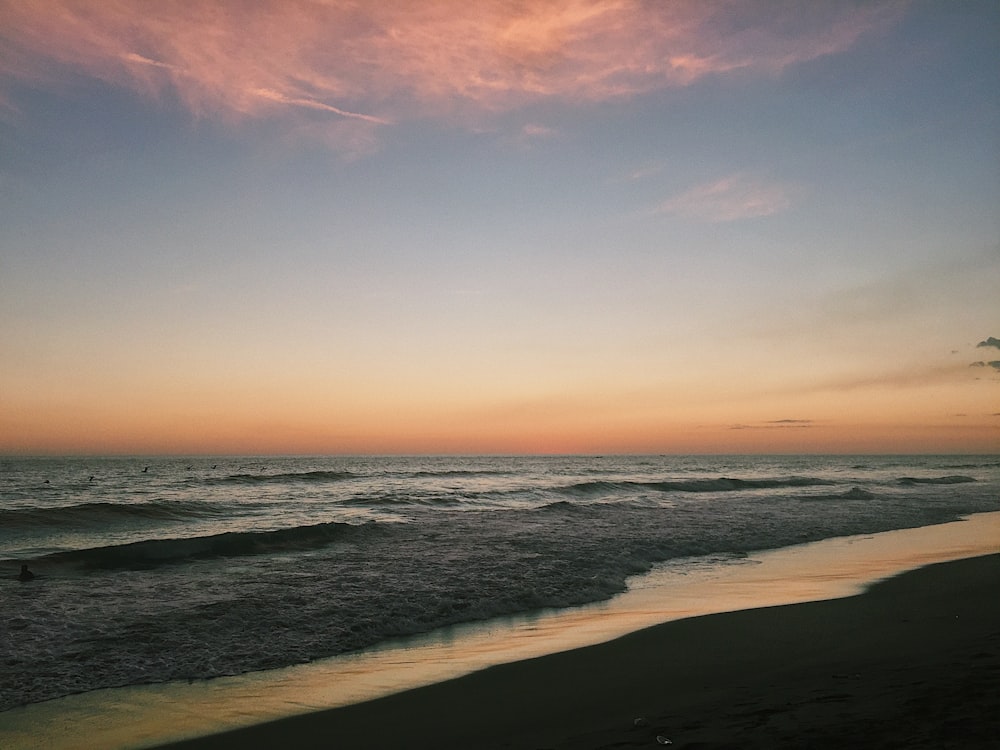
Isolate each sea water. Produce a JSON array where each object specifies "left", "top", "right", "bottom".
[{"left": 2, "top": 454, "right": 998, "bottom": 713}]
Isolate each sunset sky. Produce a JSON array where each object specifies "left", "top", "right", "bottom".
[{"left": 1, "top": 0, "right": 997, "bottom": 455}]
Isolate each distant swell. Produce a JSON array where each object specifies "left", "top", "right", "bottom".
[
  {"left": 897, "top": 475, "right": 976, "bottom": 486},
  {"left": 647, "top": 477, "right": 839, "bottom": 492},
  {"left": 940, "top": 461, "right": 1000, "bottom": 469},
  {"left": 557, "top": 481, "right": 622, "bottom": 496},
  {"left": 0, "top": 500, "right": 225, "bottom": 528},
  {"left": 36, "top": 520, "right": 380, "bottom": 570},
  {"left": 217, "top": 471, "right": 356, "bottom": 484},
  {"left": 536, "top": 500, "right": 581, "bottom": 513},
  {"left": 409, "top": 470, "right": 512, "bottom": 478},
  {"left": 342, "top": 493, "right": 464, "bottom": 507},
  {"left": 557, "top": 476, "right": 837, "bottom": 496},
  {"left": 801, "top": 487, "right": 877, "bottom": 502}
]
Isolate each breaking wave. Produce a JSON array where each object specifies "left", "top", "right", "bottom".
[
  {"left": 897, "top": 475, "right": 976, "bottom": 486},
  {"left": 556, "top": 476, "right": 838, "bottom": 496},
  {"left": 24, "top": 520, "right": 381, "bottom": 570}
]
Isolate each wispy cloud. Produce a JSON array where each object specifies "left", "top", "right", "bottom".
[
  {"left": 0, "top": 1, "right": 905, "bottom": 152},
  {"left": 627, "top": 164, "right": 664, "bottom": 181},
  {"left": 249, "top": 89, "right": 390, "bottom": 125},
  {"left": 968, "top": 336, "right": 1000, "bottom": 377},
  {"left": 519, "top": 123, "right": 559, "bottom": 142},
  {"left": 729, "top": 419, "right": 814, "bottom": 430},
  {"left": 969, "top": 361, "right": 1000, "bottom": 372},
  {"left": 657, "top": 173, "right": 795, "bottom": 222},
  {"left": 806, "top": 364, "right": 979, "bottom": 394},
  {"left": 610, "top": 162, "right": 666, "bottom": 184}
]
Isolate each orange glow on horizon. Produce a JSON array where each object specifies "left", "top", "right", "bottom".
[{"left": 3, "top": 371, "right": 996, "bottom": 455}]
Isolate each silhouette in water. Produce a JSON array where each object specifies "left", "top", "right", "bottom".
[{"left": 17, "top": 564, "right": 34, "bottom": 582}]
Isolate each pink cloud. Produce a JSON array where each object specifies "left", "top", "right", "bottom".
[
  {"left": 0, "top": 1, "right": 905, "bottom": 151},
  {"left": 657, "top": 173, "right": 795, "bottom": 222}
]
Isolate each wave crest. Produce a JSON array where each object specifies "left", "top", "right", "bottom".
[
  {"left": 801, "top": 487, "right": 877, "bottom": 502},
  {"left": 31, "top": 520, "right": 381, "bottom": 570},
  {"left": 897, "top": 475, "right": 976, "bottom": 486},
  {"left": 216, "top": 470, "right": 356, "bottom": 484},
  {"left": 556, "top": 476, "right": 837, "bottom": 497},
  {"left": 0, "top": 500, "right": 225, "bottom": 528}
]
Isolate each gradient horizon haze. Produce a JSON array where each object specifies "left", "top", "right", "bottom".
[{"left": 1, "top": 0, "right": 998, "bottom": 455}]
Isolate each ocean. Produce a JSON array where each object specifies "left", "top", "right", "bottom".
[{"left": 2, "top": 454, "right": 998, "bottom": 714}]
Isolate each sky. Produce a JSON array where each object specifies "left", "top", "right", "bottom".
[{"left": 1, "top": 0, "right": 998, "bottom": 456}]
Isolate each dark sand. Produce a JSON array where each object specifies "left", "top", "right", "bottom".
[{"left": 156, "top": 553, "right": 1000, "bottom": 749}]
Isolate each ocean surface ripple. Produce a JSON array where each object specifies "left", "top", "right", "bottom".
[{"left": 1, "top": 454, "right": 998, "bottom": 711}]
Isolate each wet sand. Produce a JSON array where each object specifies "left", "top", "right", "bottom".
[{"left": 157, "top": 552, "right": 1000, "bottom": 749}]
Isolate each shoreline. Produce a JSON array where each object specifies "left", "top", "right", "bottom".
[
  {"left": 159, "top": 552, "right": 1000, "bottom": 750},
  {"left": 2, "top": 511, "right": 998, "bottom": 749}
]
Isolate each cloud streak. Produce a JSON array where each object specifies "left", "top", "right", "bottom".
[
  {"left": 657, "top": 173, "right": 796, "bottom": 222},
  {"left": 0, "top": 0, "right": 905, "bottom": 151},
  {"left": 729, "top": 419, "right": 814, "bottom": 430},
  {"left": 968, "top": 336, "right": 1000, "bottom": 376},
  {"left": 970, "top": 361, "right": 1000, "bottom": 372}
]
